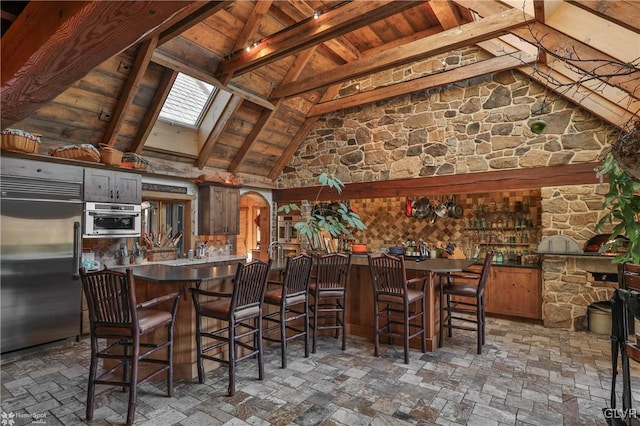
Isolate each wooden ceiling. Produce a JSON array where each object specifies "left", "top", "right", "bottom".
[{"left": 1, "top": 1, "right": 639, "bottom": 184}]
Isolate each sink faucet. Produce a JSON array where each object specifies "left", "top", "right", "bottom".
[{"left": 268, "top": 241, "right": 284, "bottom": 261}]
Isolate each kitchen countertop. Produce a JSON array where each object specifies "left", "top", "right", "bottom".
[
  {"left": 115, "top": 258, "right": 286, "bottom": 284},
  {"left": 350, "top": 254, "right": 473, "bottom": 273},
  {"left": 349, "top": 253, "right": 540, "bottom": 270}
]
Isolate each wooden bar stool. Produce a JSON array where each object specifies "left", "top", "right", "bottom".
[
  {"left": 262, "top": 253, "right": 313, "bottom": 368},
  {"left": 309, "top": 253, "right": 352, "bottom": 353},
  {"left": 189, "top": 260, "right": 271, "bottom": 396},
  {"left": 438, "top": 251, "right": 493, "bottom": 355},
  {"left": 367, "top": 253, "right": 427, "bottom": 364},
  {"left": 79, "top": 267, "right": 180, "bottom": 425}
]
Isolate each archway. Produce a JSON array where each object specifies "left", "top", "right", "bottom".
[{"left": 238, "top": 191, "right": 270, "bottom": 261}]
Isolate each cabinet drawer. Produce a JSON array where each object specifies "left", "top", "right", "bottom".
[{"left": 1, "top": 157, "right": 83, "bottom": 182}]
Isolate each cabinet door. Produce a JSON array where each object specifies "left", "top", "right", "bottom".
[
  {"left": 198, "top": 185, "right": 225, "bottom": 235},
  {"left": 114, "top": 172, "right": 141, "bottom": 203},
  {"left": 224, "top": 187, "right": 240, "bottom": 234},
  {"left": 488, "top": 267, "right": 541, "bottom": 319},
  {"left": 84, "top": 169, "right": 115, "bottom": 202}
]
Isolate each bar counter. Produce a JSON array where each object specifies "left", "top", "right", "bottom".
[
  {"left": 126, "top": 256, "right": 470, "bottom": 379},
  {"left": 348, "top": 255, "right": 474, "bottom": 353},
  {"left": 125, "top": 259, "right": 286, "bottom": 379}
]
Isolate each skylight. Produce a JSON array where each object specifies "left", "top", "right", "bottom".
[{"left": 159, "top": 73, "right": 215, "bottom": 127}]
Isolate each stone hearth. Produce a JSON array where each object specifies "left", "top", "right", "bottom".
[{"left": 542, "top": 254, "right": 618, "bottom": 330}]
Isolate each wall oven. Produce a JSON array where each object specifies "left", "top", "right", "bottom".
[
  {"left": 277, "top": 215, "right": 300, "bottom": 243},
  {"left": 83, "top": 202, "right": 141, "bottom": 238}
]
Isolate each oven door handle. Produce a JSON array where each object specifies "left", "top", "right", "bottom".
[{"left": 87, "top": 212, "right": 140, "bottom": 217}]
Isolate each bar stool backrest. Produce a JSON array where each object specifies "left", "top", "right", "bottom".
[
  {"left": 315, "top": 253, "right": 351, "bottom": 290},
  {"left": 232, "top": 260, "right": 272, "bottom": 312},
  {"left": 283, "top": 254, "right": 314, "bottom": 296},
  {"left": 82, "top": 268, "right": 138, "bottom": 333},
  {"left": 368, "top": 253, "right": 407, "bottom": 297}
]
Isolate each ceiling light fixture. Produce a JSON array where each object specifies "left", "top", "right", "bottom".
[{"left": 313, "top": 10, "right": 320, "bottom": 19}]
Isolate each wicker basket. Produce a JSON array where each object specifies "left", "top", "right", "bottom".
[
  {"left": 49, "top": 144, "right": 101, "bottom": 162},
  {"left": 99, "top": 143, "right": 123, "bottom": 166},
  {"left": 1, "top": 132, "right": 39, "bottom": 154}
]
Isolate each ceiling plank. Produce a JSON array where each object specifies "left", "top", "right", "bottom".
[
  {"left": 216, "top": 1, "right": 426, "bottom": 81},
  {"left": 272, "top": 8, "right": 533, "bottom": 99},
  {"left": 228, "top": 46, "right": 317, "bottom": 173},
  {"left": 308, "top": 51, "right": 536, "bottom": 117},
  {"left": 1, "top": 1, "right": 196, "bottom": 129},
  {"left": 361, "top": 25, "right": 444, "bottom": 58},
  {"left": 228, "top": 106, "right": 278, "bottom": 173},
  {"left": 158, "top": 1, "right": 230, "bottom": 45},
  {"left": 131, "top": 68, "right": 178, "bottom": 154},
  {"left": 101, "top": 36, "right": 158, "bottom": 148},
  {"left": 566, "top": 0, "right": 640, "bottom": 32},
  {"left": 195, "top": 94, "right": 244, "bottom": 169}
]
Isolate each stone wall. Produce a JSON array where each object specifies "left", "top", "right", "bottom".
[
  {"left": 278, "top": 68, "right": 616, "bottom": 188},
  {"left": 540, "top": 184, "right": 617, "bottom": 330}
]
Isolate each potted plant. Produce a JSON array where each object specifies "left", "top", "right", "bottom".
[
  {"left": 595, "top": 153, "right": 640, "bottom": 264},
  {"left": 278, "top": 172, "right": 367, "bottom": 251}
]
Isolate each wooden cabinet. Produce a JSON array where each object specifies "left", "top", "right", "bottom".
[
  {"left": 198, "top": 184, "right": 240, "bottom": 235},
  {"left": 84, "top": 169, "right": 141, "bottom": 203},
  {"left": 465, "top": 264, "right": 542, "bottom": 320},
  {"left": 487, "top": 265, "right": 541, "bottom": 319},
  {"left": 1, "top": 156, "right": 83, "bottom": 183}
]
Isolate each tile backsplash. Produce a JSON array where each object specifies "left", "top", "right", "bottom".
[{"left": 343, "top": 190, "right": 541, "bottom": 255}]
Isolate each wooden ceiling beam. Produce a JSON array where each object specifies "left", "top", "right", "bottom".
[
  {"left": 566, "top": 0, "right": 640, "bottom": 33},
  {"left": 101, "top": 36, "right": 158, "bottom": 148},
  {"left": 228, "top": 106, "right": 278, "bottom": 174},
  {"left": 272, "top": 8, "right": 533, "bottom": 99},
  {"left": 1, "top": 1, "right": 196, "bottom": 130},
  {"left": 195, "top": 94, "right": 244, "bottom": 169},
  {"left": 308, "top": 51, "right": 536, "bottom": 117},
  {"left": 518, "top": 62, "right": 636, "bottom": 128},
  {"left": 151, "top": 48, "right": 275, "bottom": 110},
  {"left": 270, "top": 1, "right": 361, "bottom": 63},
  {"left": 216, "top": 1, "right": 425, "bottom": 81},
  {"left": 273, "top": 162, "right": 600, "bottom": 202},
  {"left": 219, "top": 0, "right": 274, "bottom": 85},
  {"left": 429, "top": 0, "right": 461, "bottom": 30},
  {"left": 131, "top": 68, "right": 178, "bottom": 154},
  {"left": 510, "top": 24, "right": 640, "bottom": 99}
]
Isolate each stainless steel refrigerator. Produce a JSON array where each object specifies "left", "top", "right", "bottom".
[{"left": 1, "top": 176, "right": 83, "bottom": 354}]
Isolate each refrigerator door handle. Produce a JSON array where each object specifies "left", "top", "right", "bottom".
[{"left": 72, "top": 221, "right": 81, "bottom": 280}]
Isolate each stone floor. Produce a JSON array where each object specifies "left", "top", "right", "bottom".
[{"left": 2, "top": 317, "right": 639, "bottom": 425}]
